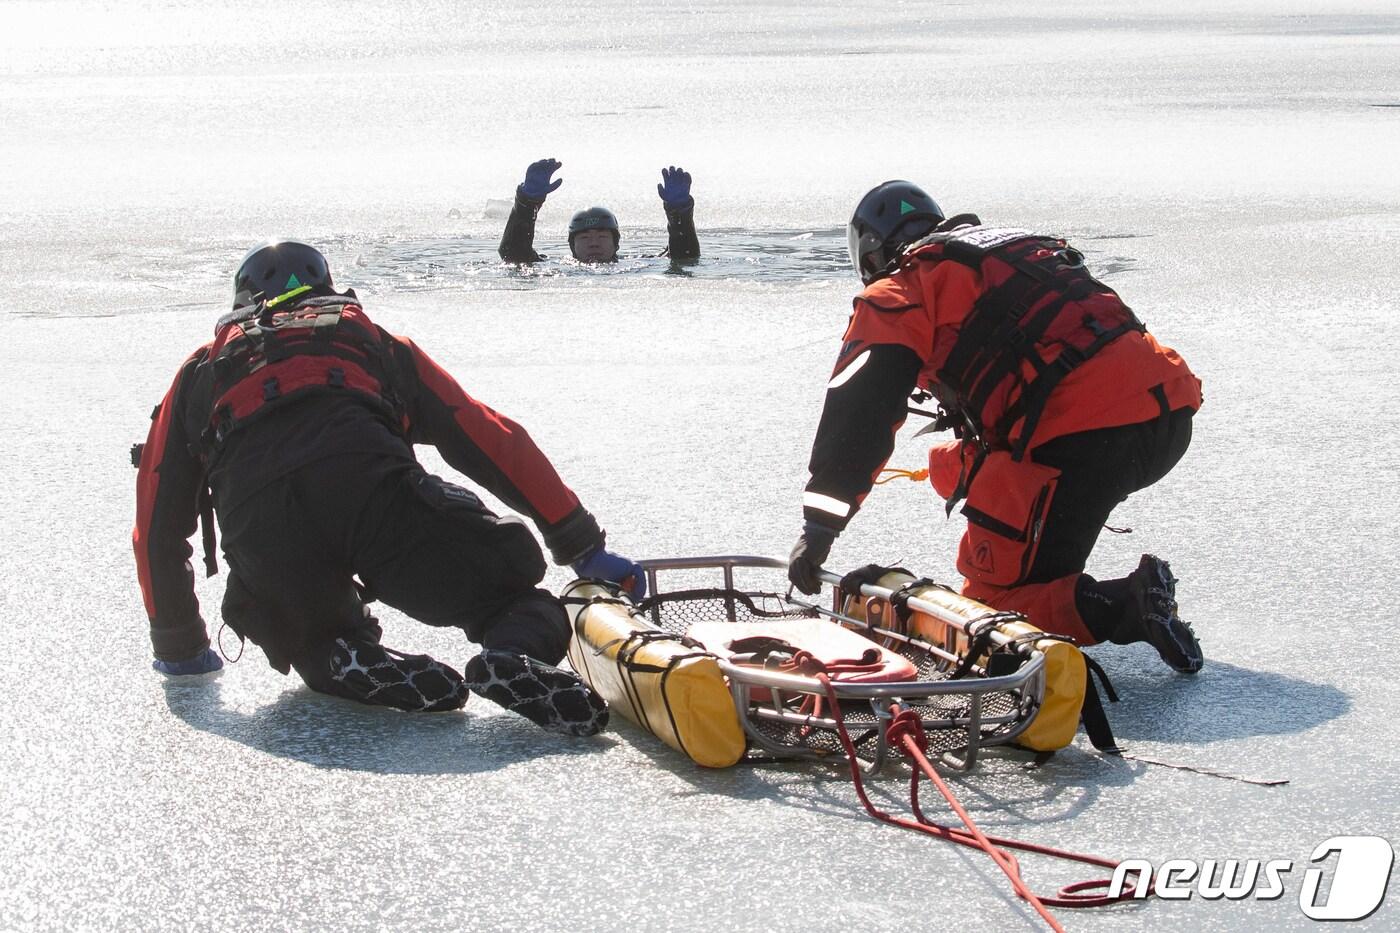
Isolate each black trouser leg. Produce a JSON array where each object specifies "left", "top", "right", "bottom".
[
  {"left": 351, "top": 470, "right": 572, "bottom": 664},
  {"left": 219, "top": 472, "right": 376, "bottom": 674},
  {"left": 219, "top": 456, "right": 570, "bottom": 686},
  {"left": 1028, "top": 404, "right": 1195, "bottom": 640},
  {"left": 217, "top": 459, "right": 470, "bottom": 709},
  {"left": 476, "top": 590, "right": 572, "bottom": 665}
]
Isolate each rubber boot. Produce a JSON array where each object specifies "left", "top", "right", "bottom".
[{"left": 1113, "top": 555, "right": 1203, "bottom": 674}]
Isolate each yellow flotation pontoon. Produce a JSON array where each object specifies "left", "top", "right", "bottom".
[{"left": 564, "top": 555, "right": 1090, "bottom": 771}]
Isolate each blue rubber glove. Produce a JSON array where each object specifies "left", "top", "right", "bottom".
[
  {"left": 657, "top": 165, "right": 692, "bottom": 206},
  {"left": 572, "top": 546, "right": 647, "bottom": 600},
  {"left": 521, "top": 158, "right": 564, "bottom": 200},
  {"left": 152, "top": 647, "right": 223, "bottom": 677}
]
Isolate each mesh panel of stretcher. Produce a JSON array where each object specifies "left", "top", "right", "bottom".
[
  {"left": 635, "top": 589, "right": 813, "bottom": 635},
  {"left": 633, "top": 588, "right": 1026, "bottom": 760},
  {"left": 748, "top": 695, "right": 1024, "bottom": 760}
]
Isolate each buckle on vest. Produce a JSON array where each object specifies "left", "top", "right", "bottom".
[
  {"left": 1083, "top": 314, "right": 1110, "bottom": 338},
  {"left": 209, "top": 406, "right": 234, "bottom": 447},
  {"left": 1052, "top": 347, "right": 1085, "bottom": 373},
  {"left": 262, "top": 377, "right": 280, "bottom": 401},
  {"left": 327, "top": 367, "right": 345, "bottom": 388},
  {"left": 313, "top": 310, "right": 340, "bottom": 340},
  {"left": 1006, "top": 327, "right": 1033, "bottom": 351}
]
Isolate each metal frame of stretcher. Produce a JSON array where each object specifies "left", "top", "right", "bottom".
[{"left": 636, "top": 555, "right": 1048, "bottom": 772}]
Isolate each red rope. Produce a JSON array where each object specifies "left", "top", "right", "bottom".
[
  {"left": 813, "top": 671, "right": 1145, "bottom": 931},
  {"left": 781, "top": 648, "right": 885, "bottom": 678},
  {"left": 782, "top": 651, "right": 885, "bottom": 740}
]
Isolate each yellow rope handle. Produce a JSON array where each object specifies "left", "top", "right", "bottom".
[{"left": 874, "top": 468, "right": 929, "bottom": 485}]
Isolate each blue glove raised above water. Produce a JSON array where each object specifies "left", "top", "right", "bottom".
[
  {"left": 153, "top": 646, "right": 223, "bottom": 677},
  {"left": 657, "top": 165, "right": 692, "bottom": 206},
  {"left": 520, "top": 158, "right": 564, "bottom": 200},
  {"left": 572, "top": 546, "right": 647, "bottom": 600}
]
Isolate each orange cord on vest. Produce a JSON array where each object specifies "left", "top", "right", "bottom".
[{"left": 874, "top": 468, "right": 929, "bottom": 484}]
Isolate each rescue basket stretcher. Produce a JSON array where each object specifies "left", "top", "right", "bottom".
[{"left": 564, "top": 555, "right": 1085, "bottom": 772}]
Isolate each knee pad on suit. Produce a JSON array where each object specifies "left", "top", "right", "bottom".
[{"left": 477, "top": 589, "right": 572, "bottom": 665}]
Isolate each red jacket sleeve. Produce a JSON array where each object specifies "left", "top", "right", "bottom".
[
  {"left": 133, "top": 349, "right": 212, "bottom": 661},
  {"left": 391, "top": 336, "right": 604, "bottom": 564}
]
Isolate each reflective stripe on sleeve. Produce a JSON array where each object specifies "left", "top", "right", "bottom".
[
  {"left": 803, "top": 492, "right": 852, "bottom": 518},
  {"left": 826, "top": 349, "right": 870, "bottom": 390}
]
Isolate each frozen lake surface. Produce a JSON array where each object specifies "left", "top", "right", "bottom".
[{"left": 2, "top": 1, "right": 1398, "bottom": 930}]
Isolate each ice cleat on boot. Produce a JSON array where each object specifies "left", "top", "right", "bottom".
[
  {"left": 1123, "top": 554, "right": 1203, "bottom": 674},
  {"left": 464, "top": 649, "right": 609, "bottom": 736},
  {"left": 328, "top": 638, "right": 469, "bottom": 712}
]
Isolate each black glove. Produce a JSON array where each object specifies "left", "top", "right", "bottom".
[
  {"left": 788, "top": 522, "right": 838, "bottom": 595},
  {"left": 839, "top": 563, "right": 912, "bottom": 598}
]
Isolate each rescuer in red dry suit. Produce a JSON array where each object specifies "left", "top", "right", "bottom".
[
  {"left": 788, "top": 182, "right": 1203, "bottom": 673},
  {"left": 133, "top": 240, "right": 646, "bottom": 733}
]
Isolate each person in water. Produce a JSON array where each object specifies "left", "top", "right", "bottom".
[
  {"left": 134, "top": 240, "right": 645, "bottom": 734},
  {"left": 498, "top": 158, "right": 700, "bottom": 264}
]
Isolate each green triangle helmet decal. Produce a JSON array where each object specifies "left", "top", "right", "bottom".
[
  {"left": 285, "top": 273, "right": 302, "bottom": 289},
  {"left": 899, "top": 200, "right": 917, "bottom": 215}
]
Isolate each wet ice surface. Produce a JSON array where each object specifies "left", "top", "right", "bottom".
[{"left": 2, "top": 1, "right": 1399, "bottom": 930}]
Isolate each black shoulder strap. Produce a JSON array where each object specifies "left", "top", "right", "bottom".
[
  {"left": 1080, "top": 655, "right": 1122, "bottom": 754},
  {"left": 198, "top": 483, "right": 218, "bottom": 578},
  {"left": 902, "top": 213, "right": 986, "bottom": 259}
]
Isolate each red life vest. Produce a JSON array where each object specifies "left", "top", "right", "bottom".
[
  {"left": 196, "top": 295, "right": 407, "bottom": 455},
  {"left": 902, "top": 224, "right": 1146, "bottom": 461}
]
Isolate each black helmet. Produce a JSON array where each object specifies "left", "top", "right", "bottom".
[
  {"left": 848, "top": 181, "right": 944, "bottom": 284},
  {"left": 232, "top": 240, "right": 333, "bottom": 309},
  {"left": 567, "top": 207, "right": 620, "bottom": 257}
]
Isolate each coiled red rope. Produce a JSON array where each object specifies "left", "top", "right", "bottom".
[{"left": 814, "top": 671, "right": 1146, "bottom": 932}]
